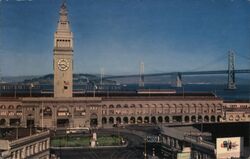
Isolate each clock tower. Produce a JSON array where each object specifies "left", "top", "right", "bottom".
[{"left": 53, "top": 2, "right": 73, "bottom": 98}]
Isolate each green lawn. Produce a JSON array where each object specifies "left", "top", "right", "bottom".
[
  {"left": 51, "top": 135, "right": 123, "bottom": 147},
  {"left": 97, "top": 135, "right": 122, "bottom": 146},
  {"left": 51, "top": 136, "right": 90, "bottom": 147}
]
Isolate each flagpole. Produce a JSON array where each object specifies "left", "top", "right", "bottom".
[
  {"left": 30, "top": 83, "right": 34, "bottom": 97},
  {"left": 42, "top": 101, "right": 44, "bottom": 130}
]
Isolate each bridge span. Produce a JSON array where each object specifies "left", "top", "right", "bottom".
[
  {"left": 104, "top": 69, "right": 250, "bottom": 79},
  {"left": 103, "top": 69, "right": 250, "bottom": 89}
]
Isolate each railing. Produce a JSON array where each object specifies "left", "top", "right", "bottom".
[
  {"left": 9, "top": 130, "right": 50, "bottom": 146},
  {"left": 184, "top": 136, "right": 215, "bottom": 150}
]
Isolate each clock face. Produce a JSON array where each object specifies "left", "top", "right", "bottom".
[{"left": 58, "top": 59, "right": 69, "bottom": 71}]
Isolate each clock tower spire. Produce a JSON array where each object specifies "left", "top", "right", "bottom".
[{"left": 53, "top": 1, "right": 73, "bottom": 98}]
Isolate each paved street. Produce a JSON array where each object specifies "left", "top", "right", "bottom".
[
  {"left": 53, "top": 147, "right": 144, "bottom": 159},
  {"left": 51, "top": 126, "right": 162, "bottom": 159}
]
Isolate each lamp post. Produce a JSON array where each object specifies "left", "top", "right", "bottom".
[
  {"left": 182, "top": 85, "right": 185, "bottom": 98},
  {"left": 144, "top": 138, "right": 147, "bottom": 159},
  {"left": 29, "top": 124, "right": 32, "bottom": 136},
  {"left": 93, "top": 84, "right": 97, "bottom": 97},
  {"left": 198, "top": 116, "right": 203, "bottom": 143},
  {"left": 14, "top": 84, "right": 17, "bottom": 98},
  {"left": 16, "top": 121, "right": 19, "bottom": 140},
  {"left": 198, "top": 116, "right": 203, "bottom": 133}
]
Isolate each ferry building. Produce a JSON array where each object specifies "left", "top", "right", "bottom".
[{"left": 0, "top": 2, "right": 248, "bottom": 130}]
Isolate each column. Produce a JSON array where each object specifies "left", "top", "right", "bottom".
[
  {"left": 26, "top": 146, "right": 29, "bottom": 157},
  {"left": 70, "top": 105, "right": 74, "bottom": 128},
  {"left": 21, "top": 148, "right": 25, "bottom": 159},
  {"left": 35, "top": 106, "right": 40, "bottom": 127},
  {"left": 47, "top": 139, "right": 50, "bottom": 149},
  {"left": 33, "top": 143, "right": 38, "bottom": 154},
  {"left": 11, "top": 151, "right": 16, "bottom": 159},
  {"left": 175, "top": 140, "right": 180, "bottom": 149},
  {"left": 167, "top": 136, "right": 171, "bottom": 146},
  {"left": 39, "top": 142, "right": 41, "bottom": 152},
  {"left": 52, "top": 105, "right": 57, "bottom": 129},
  {"left": 6, "top": 119, "right": 10, "bottom": 127},
  {"left": 43, "top": 141, "right": 46, "bottom": 150},
  {"left": 16, "top": 150, "right": 20, "bottom": 159},
  {"left": 29, "top": 146, "right": 32, "bottom": 156},
  {"left": 169, "top": 116, "right": 173, "bottom": 123},
  {"left": 170, "top": 138, "right": 174, "bottom": 147}
]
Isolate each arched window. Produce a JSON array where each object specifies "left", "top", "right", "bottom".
[
  {"left": 43, "top": 107, "right": 52, "bottom": 117},
  {"left": 130, "top": 104, "right": 135, "bottom": 108},
  {"left": 16, "top": 105, "right": 22, "bottom": 110},
  {"left": 109, "top": 105, "right": 114, "bottom": 108},
  {"left": 8, "top": 105, "right": 14, "bottom": 109},
  {"left": 0, "top": 105, "right": 6, "bottom": 109},
  {"left": 57, "top": 106, "right": 69, "bottom": 116}
]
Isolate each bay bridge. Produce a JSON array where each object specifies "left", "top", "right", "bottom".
[{"left": 103, "top": 51, "right": 250, "bottom": 90}]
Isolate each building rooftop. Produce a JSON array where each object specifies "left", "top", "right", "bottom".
[{"left": 0, "top": 92, "right": 221, "bottom": 102}]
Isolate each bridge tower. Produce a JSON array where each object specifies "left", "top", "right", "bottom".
[
  {"left": 227, "top": 50, "right": 236, "bottom": 89},
  {"left": 171, "top": 73, "right": 182, "bottom": 87},
  {"left": 0, "top": 65, "right": 2, "bottom": 83},
  {"left": 176, "top": 73, "right": 182, "bottom": 87},
  {"left": 100, "top": 68, "right": 104, "bottom": 86},
  {"left": 139, "top": 62, "right": 144, "bottom": 87}
]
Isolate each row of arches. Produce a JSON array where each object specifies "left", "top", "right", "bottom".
[
  {"left": 0, "top": 105, "right": 22, "bottom": 109},
  {"left": 101, "top": 115, "right": 222, "bottom": 125},
  {"left": 39, "top": 106, "right": 86, "bottom": 117},
  {"left": 103, "top": 103, "right": 221, "bottom": 109},
  {"left": 0, "top": 118, "right": 21, "bottom": 126}
]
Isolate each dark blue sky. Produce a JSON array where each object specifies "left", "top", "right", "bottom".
[{"left": 0, "top": 0, "right": 250, "bottom": 76}]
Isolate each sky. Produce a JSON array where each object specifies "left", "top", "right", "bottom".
[{"left": 0, "top": 0, "right": 250, "bottom": 76}]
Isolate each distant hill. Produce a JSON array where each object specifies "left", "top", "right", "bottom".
[
  {"left": 1, "top": 75, "right": 40, "bottom": 83},
  {"left": 1, "top": 73, "right": 249, "bottom": 85},
  {"left": 1, "top": 74, "right": 116, "bottom": 85}
]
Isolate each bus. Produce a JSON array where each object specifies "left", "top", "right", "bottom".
[{"left": 66, "top": 127, "right": 90, "bottom": 135}]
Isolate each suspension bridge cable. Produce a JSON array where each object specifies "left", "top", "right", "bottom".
[
  {"left": 236, "top": 53, "right": 250, "bottom": 61},
  {"left": 188, "top": 54, "right": 226, "bottom": 72}
]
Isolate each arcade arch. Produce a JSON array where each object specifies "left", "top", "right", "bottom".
[
  {"left": 211, "top": 115, "right": 216, "bottom": 122},
  {"left": 151, "top": 116, "right": 156, "bottom": 124},
  {"left": 204, "top": 115, "right": 209, "bottom": 122},
  {"left": 130, "top": 117, "right": 135, "bottom": 124},
  {"left": 123, "top": 117, "right": 128, "bottom": 124},
  {"left": 191, "top": 116, "right": 196, "bottom": 122},
  {"left": 109, "top": 117, "right": 114, "bottom": 124},
  {"left": 144, "top": 116, "right": 149, "bottom": 123},
  {"left": 217, "top": 115, "right": 222, "bottom": 122},
  {"left": 184, "top": 116, "right": 190, "bottom": 123},
  {"left": 165, "top": 116, "right": 170, "bottom": 123},
  {"left": 158, "top": 116, "right": 163, "bottom": 123},
  {"left": 0, "top": 119, "right": 6, "bottom": 126},
  {"left": 116, "top": 117, "right": 121, "bottom": 124},
  {"left": 102, "top": 117, "right": 107, "bottom": 124},
  {"left": 137, "top": 116, "right": 142, "bottom": 123}
]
